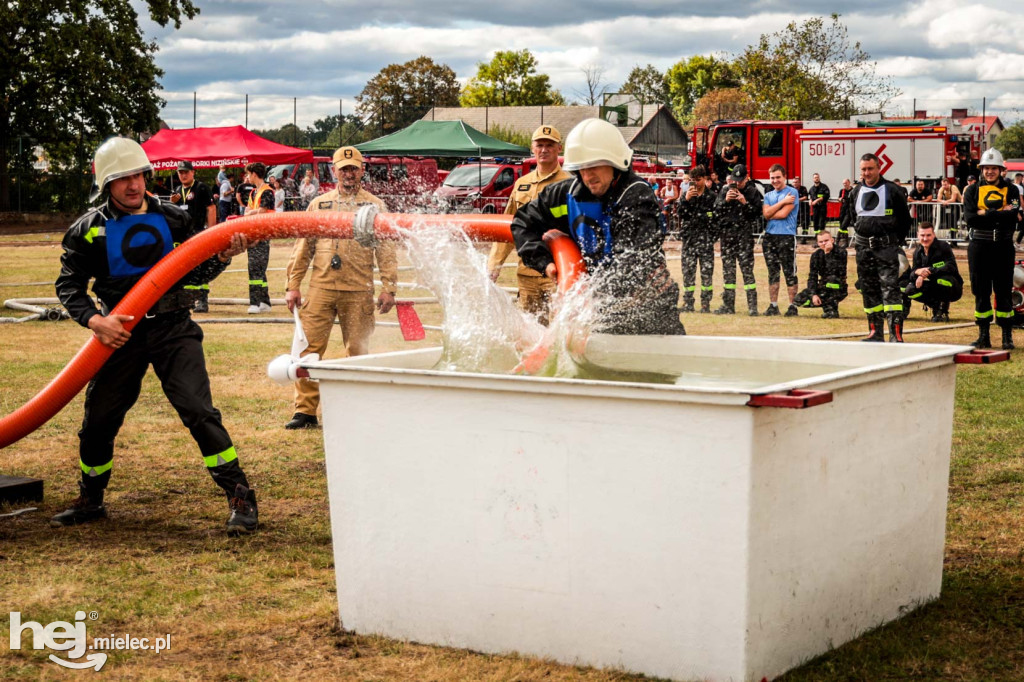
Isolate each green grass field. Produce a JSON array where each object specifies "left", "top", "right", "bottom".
[{"left": 0, "top": 234, "right": 1021, "bottom": 681}]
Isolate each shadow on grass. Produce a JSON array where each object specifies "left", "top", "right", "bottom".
[{"left": 780, "top": 566, "right": 1024, "bottom": 680}]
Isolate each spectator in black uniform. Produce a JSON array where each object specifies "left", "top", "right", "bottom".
[
  {"left": 955, "top": 151, "right": 979, "bottom": 191},
  {"left": 677, "top": 164, "right": 718, "bottom": 313},
  {"left": 51, "top": 137, "right": 258, "bottom": 535},
  {"left": 837, "top": 178, "right": 853, "bottom": 247},
  {"left": 794, "top": 230, "right": 847, "bottom": 318},
  {"left": 809, "top": 173, "right": 831, "bottom": 234},
  {"left": 842, "top": 153, "right": 912, "bottom": 342},
  {"left": 714, "top": 164, "right": 761, "bottom": 315},
  {"left": 720, "top": 138, "right": 741, "bottom": 178},
  {"left": 909, "top": 178, "right": 933, "bottom": 202},
  {"left": 170, "top": 160, "right": 216, "bottom": 313},
  {"left": 900, "top": 222, "right": 962, "bottom": 322},
  {"left": 792, "top": 177, "right": 810, "bottom": 234},
  {"left": 963, "top": 148, "right": 1021, "bottom": 349},
  {"left": 235, "top": 176, "right": 255, "bottom": 217},
  {"left": 244, "top": 162, "right": 275, "bottom": 314}
]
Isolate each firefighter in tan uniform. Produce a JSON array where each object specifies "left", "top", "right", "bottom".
[
  {"left": 487, "top": 125, "right": 570, "bottom": 323},
  {"left": 282, "top": 146, "right": 398, "bottom": 429}
]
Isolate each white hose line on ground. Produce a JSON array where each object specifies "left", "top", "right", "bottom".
[
  {"left": 222, "top": 263, "right": 519, "bottom": 274},
  {"left": 197, "top": 317, "right": 442, "bottom": 331}
]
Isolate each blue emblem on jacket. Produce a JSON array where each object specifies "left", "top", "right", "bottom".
[
  {"left": 567, "top": 194, "right": 613, "bottom": 266},
  {"left": 104, "top": 213, "right": 174, "bottom": 278}
]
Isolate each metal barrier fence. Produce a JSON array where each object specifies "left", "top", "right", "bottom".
[
  {"left": 662, "top": 198, "right": 970, "bottom": 245},
  {"left": 907, "top": 201, "right": 965, "bottom": 242}
]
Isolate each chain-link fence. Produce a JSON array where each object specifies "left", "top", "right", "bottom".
[{"left": 1, "top": 136, "right": 92, "bottom": 213}]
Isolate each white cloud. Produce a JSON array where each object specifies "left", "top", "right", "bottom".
[{"left": 147, "top": 2, "right": 1024, "bottom": 128}]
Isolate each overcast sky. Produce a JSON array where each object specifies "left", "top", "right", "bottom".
[{"left": 139, "top": 0, "right": 1024, "bottom": 132}]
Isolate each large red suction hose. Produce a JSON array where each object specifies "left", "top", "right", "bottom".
[{"left": 0, "top": 212, "right": 583, "bottom": 449}]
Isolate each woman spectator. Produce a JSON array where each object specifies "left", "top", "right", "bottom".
[
  {"left": 272, "top": 176, "right": 286, "bottom": 212},
  {"left": 299, "top": 170, "right": 319, "bottom": 209}
]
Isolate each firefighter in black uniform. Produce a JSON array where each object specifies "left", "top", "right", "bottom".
[
  {"left": 809, "top": 173, "right": 831, "bottom": 234},
  {"left": 793, "top": 230, "right": 848, "bottom": 318},
  {"left": 963, "top": 147, "right": 1021, "bottom": 349},
  {"left": 244, "top": 161, "right": 275, "bottom": 313},
  {"left": 842, "top": 152, "right": 913, "bottom": 342},
  {"left": 512, "top": 118, "right": 684, "bottom": 336},
  {"left": 837, "top": 178, "right": 853, "bottom": 247},
  {"left": 900, "top": 221, "right": 962, "bottom": 322},
  {"left": 713, "top": 164, "right": 761, "bottom": 315},
  {"left": 676, "top": 165, "right": 717, "bottom": 313},
  {"left": 51, "top": 137, "right": 259, "bottom": 535},
  {"left": 169, "top": 160, "right": 216, "bottom": 313}
]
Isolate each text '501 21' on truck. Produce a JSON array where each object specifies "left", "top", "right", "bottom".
[{"left": 688, "top": 115, "right": 983, "bottom": 214}]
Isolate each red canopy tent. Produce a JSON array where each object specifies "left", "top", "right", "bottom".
[{"left": 141, "top": 125, "right": 313, "bottom": 171}]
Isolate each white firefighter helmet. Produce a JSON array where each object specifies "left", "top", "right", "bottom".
[
  {"left": 897, "top": 249, "right": 910, "bottom": 278},
  {"left": 90, "top": 137, "right": 152, "bottom": 201},
  {"left": 1013, "top": 264, "right": 1024, "bottom": 289},
  {"left": 563, "top": 118, "right": 633, "bottom": 172},
  {"left": 978, "top": 147, "right": 1006, "bottom": 169}
]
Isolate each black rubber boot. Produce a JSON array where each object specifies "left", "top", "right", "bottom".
[
  {"left": 679, "top": 292, "right": 695, "bottom": 313},
  {"left": 226, "top": 484, "right": 258, "bottom": 536},
  {"left": 971, "top": 323, "right": 992, "bottom": 349},
  {"left": 700, "top": 288, "right": 713, "bottom": 313},
  {"left": 941, "top": 301, "right": 951, "bottom": 322},
  {"left": 1001, "top": 325, "right": 1014, "bottom": 351},
  {"left": 193, "top": 291, "right": 209, "bottom": 314},
  {"left": 714, "top": 290, "right": 735, "bottom": 315},
  {"left": 285, "top": 412, "right": 319, "bottom": 430},
  {"left": 746, "top": 290, "right": 759, "bottom": 316},
  {"left": 862, "top": 313, "right": 885, "bottom": 342},
  {"left": 888, "top": 312, "right": 905, "bottom": 343},
  {"left": 50, "top": 482, "right": 107, "bottom": 528}
]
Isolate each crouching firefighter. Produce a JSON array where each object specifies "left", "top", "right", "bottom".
[
  {"left": 842, "top": 152, "right": 912, "bottom": 341},
  {"left": 963, "top": 147, "right": 1021, "bottom": 349},
  {"left": 900, "top": 221, "right": 963, "bottom": 323},
  {"left": 52, "top": 137, "right": 259, "bottom": 535},
  {"left": 793, "top": 230, "right": 848, "bottom": 318},
  {"left": 511, "top": 118, "right": 685, "bottom": 335}
]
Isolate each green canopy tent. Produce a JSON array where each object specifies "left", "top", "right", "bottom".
[{"left": 355, "top": 120, "right": 529, "bottom": 157}]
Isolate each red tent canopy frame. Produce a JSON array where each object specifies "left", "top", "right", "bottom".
[{"left": 141, "top": 125, "right": 313, "bottom": 170}]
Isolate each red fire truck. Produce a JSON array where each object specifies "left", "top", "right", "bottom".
[{"left": 688, "top": 119, "right": 982, "bottom": 215}]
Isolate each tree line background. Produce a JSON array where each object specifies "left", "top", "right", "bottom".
[{"left": 3, "top": 4, "right": 1022, "bottom": 214}]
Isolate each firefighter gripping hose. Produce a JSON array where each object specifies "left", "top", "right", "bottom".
[{"left": 0, "top": 211, "right": 583, "bottom": 449}]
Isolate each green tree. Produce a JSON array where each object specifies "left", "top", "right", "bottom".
[
  {"left": 666, "top": 54, "right": 739, "bottom": 122},
  {"left": 691, "top": 88, "right": 756, "bottom": 128},
  {"left": 0, "top": 0, "right": 199, "bottom": 209},
  {"left": 259, "top": 123, "right": 303, "bottom": 147},
  {"left": 356, "top": 56, "right": 460, "bottom": 135},
  {"left": 619, "top": 64, "right": 669, "bottom": 105},
  {"left": 734, "top": 14, "right": 899, "bottom": 120},
  {"left": 995, "top": 122, "right": 1024, "bottom": 160},
  {"left": 302, "top": 114, "right": 368, "bottom": 148},
  {"left": 460, "top": 50, "right": 565, "bottom": 107}
]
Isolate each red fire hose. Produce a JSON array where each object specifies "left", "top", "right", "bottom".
[{"left": 0, "top": 212, "right": 583, "bottom": 449}]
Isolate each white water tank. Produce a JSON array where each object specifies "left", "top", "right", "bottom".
[{"left": 304, "top": 335, "right": 991, "bottom": 681}]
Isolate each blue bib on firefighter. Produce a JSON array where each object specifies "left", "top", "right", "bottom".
[
  {"left": 104, "top": 213, "right": 174, "bottom": 278},
  {"left": 567, "top": 194, "right": 614, "bottom": 266}
]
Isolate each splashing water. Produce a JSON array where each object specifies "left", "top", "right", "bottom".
[{"left": 394, "top": 218, "right": 602, "bottom": 376}]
